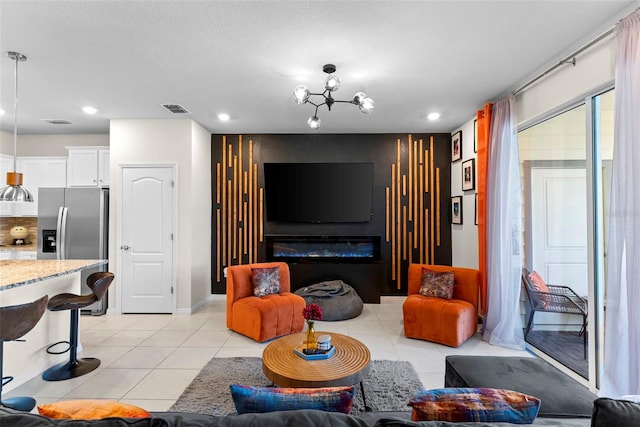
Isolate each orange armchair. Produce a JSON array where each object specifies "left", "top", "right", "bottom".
[
  {"left": 402, "top": 264, "right": 480, "bottom": 347},
  {"left": 226, "top": 262, "right": 306, "bottom": 342}
]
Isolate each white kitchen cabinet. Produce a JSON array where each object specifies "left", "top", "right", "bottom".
[
  {"left": 12, "top": 157, "right": 67, "bottom": 216},
  {"left": 98, "top": 149, "right": 110, "bottom": 187},
  {"left": 0, "top": 155, "right": 64, "bottom": 216},
  {"left": 66, "top": 146, "right": 109, "bottom": 187},
  {"left": 0, "top": 250, "right": 38, "bottom": 260},
  {"left": 0, "top": 154, "right": 13, "bottom": 216}
]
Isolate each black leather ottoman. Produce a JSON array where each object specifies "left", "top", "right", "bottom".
[{"left": 445, "top": 355, "right": 597, "bottom": 418}]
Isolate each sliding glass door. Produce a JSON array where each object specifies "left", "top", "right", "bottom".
[
  {"left": 589, "top": 89, "right": 614, "bottom": 389},
  {"left": 519, "top": 104, "right": 589, "bottom": 379},
  {"left": 517, "top": 87, "right": 614, "bottom": 391}
]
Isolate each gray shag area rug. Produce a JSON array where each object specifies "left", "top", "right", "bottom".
[{"left": 170, "top": 357, "right": 423, "bottom": 415}]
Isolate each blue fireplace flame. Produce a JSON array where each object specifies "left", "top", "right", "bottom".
[{"left": 272, "top": 242, "right": 374, "bottom": 258}]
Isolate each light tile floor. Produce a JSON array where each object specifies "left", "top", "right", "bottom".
[{"left": 6, "top": 296, "right": 530, "bottom": 412}]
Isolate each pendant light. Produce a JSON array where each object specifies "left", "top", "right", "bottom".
[
  {"left": 0, "top": 51, "right": 33, "bottom": 202},
  {"left": 293, "top": 63, "right": 374, "bottom": 130}
]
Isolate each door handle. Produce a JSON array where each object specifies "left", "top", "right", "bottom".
[
  {"left": 58, "top": 207, "right": 68, "bottom": 260},
  {"left": 121, "top": 245, "right": 130, "bottom": 251}
]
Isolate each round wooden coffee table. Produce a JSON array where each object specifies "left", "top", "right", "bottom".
[{"left": 262, "top": 331, "right": 370, "bottom": 388}]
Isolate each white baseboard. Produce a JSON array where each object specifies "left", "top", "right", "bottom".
[{"left": 175, "top": 294, "right": 217, "bottom": 315}]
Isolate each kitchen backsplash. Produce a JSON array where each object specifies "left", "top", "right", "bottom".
[{"left": 0, "top": 217, "right": 38, "bottom": 246}]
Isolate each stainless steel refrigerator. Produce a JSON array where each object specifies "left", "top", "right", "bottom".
[{"left": 37, "top": 187, "right": 109, "bottom": 315}]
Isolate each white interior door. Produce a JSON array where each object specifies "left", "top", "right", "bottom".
[
  {"left": 531, "top": 167, "right": 587, "bottom": 328},
  {"left": 120, "top": 166, "right": 174, "bottom": 313}
]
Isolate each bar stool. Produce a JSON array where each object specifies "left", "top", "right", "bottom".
[
  {"left": 0, "top": 295, "right": 48, "bottom": 411},
  {"left": 42, "top": 272, "right": 114, "bottom": 382}
]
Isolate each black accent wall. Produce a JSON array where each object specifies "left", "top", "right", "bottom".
[{"left": 211, "top": 133, "right": 452, "bottom": 300}]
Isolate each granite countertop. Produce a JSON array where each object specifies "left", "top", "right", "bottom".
[
  {"left": 0, "top": 259, "right": 107, "bottom": 291},
  {"left": 0, "top": 244, "right": 37, "bottom": 252}
]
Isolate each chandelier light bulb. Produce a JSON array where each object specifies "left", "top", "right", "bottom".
[
  {"left": 352, "top": 92, "right": 367, "bottom": 106},
  {"left": 324, "top": 74, "right": 341, "bottom": 92},
  {"left": 359, "top": 97, "right": 375, "bottom": 114},
  {"left": 307, "top": 116, "right": 321, "bottom": 130},
  {"left": 293, "top": 85, "right": 310, "bottom": 104}
]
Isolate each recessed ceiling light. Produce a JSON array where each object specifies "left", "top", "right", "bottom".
[
  {"left": 82, "top": 106, "right": 98, "bottom": 114},
  {"left": 427, "top": 112, "right": 441, "bottom": 121},
  {"left": 0, "top": 109, "right": 4, "bottom": 116},
  {"left": 218, "top": 113, "right": 230, "bottom": 121}
]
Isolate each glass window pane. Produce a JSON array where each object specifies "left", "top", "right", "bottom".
[
  {"left": 593, "top": 88, "right": 614, "bottom": 389},
  {"left": 519, "top": 104, "right": 589, "bottom": 379}
]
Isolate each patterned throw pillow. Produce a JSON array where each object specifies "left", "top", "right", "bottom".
[
  {"left": 38, "top": 400, "right": 151, "bottom": 420},
  {"left": 528, "top": 270, "right": 551, "bottom": 307},
  {"left": 408, "top": 387, "right": 540, "bottom": 424},
  {"left": 252, "top": 266, "right": 281, "bottom": 297},
  {"left": 230, "top": 384, "right": 355, "bottom": 414},
  {"left": 528, "top": 271, "right": 550, "bottom": 293},
  {"left": 419, "top": 268, "right": 454, "bottom": 299}
]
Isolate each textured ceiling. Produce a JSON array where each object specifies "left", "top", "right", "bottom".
[{"left": 0, "top": 1, "right": 636, "bottom": 136}]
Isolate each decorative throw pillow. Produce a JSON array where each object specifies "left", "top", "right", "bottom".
[
  {"left": 38, "top": 400, "right": 152, "bottom": 420},
  {"left": 408, "top": 388, "right": 540, "bottom": 424},
  {"left": 252, "top": 266, "right": 281, "bottom": 297},
  {"left": 592, "top": 397, "right": 640, "bottom": 427},
  {"left": 528, "top": 270, "right": 550, "bottom": 293},
  {"left": 419, "top": 268, "right": 454, "bottom": 299},
  {"left": 528, "top": 270, "right": 552, "bottom": 307},
  {"left": 230, "top": 384, "right": 355, "bottom": 414}
]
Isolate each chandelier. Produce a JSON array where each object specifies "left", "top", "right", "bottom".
[
  {"left": 0, "top": 51, "right": 33, "bottom": 202},
  {"left": 293, "top": 64, "right": 374, "bottom": 130}
]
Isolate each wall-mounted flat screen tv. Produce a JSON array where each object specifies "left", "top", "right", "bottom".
[{"left": 264, "top": 162, "right": 374, "bottom": 223}]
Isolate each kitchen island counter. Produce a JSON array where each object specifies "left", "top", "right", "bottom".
[
  {"left": 0, "top": 259, "right": 106, "bottom": 291},
  {"left": 0, "top": 259, "right": 107, "bottom": 392}
]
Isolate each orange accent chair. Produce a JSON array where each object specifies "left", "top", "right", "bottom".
[
  {"left": 226, "top": 262, "right": 306, "bottom": 342},
  {"left": 403, "top": 264, "right": 480, "bottom": 347}
]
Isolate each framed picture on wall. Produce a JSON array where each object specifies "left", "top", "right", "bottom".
[
  {"left": 451, "top": 196, "right": 462, "bottom": 224},
  {"left": 462, "top": 158, "right": 475, "bottom": 191},
  {"left": 475, "top": 193, "right": 478, "bottom": 225},
  {"left": 473, "top": 119, "right": 478, "bottom": 153},
  {"left": 451, "top": 131, "right": 462, "bottom": 162}
]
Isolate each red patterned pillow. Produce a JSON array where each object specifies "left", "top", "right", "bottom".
[
  {"left": 408, "top": 387, "right": 540, "bottom": 423},
  {"left": 38, "top": 400, "right": 151, "bottom": 420},
  {"left": 419, "top": 268, "right": 454, "bottom": 299},
  {"left": 252, "top": 266, "right": 281, "bottom": 297}
]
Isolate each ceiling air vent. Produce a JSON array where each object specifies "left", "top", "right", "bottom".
[
  {"left": 42, "top": 119, "right": 73, "bottom": 125},
  {"left": 161, "top": 104, "right": 190, "bottom": 114}
]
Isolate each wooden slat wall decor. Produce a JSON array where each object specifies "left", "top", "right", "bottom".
[
  {"left": 211, "top": 133, "right": 451, "bottom": 294},
  {"left": 385, "top": 134, "right": 443, "bottom": 290},
  {"left": 213, "top": 135, "right": 263, "bottom": 286}
]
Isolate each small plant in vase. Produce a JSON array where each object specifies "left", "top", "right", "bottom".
[{"left": 302, "top": 303, "right": 323, "bottom": 354}]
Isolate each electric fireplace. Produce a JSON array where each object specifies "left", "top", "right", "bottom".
[{"left": 266, "top": 235, "right": 381, "bottom": 264}]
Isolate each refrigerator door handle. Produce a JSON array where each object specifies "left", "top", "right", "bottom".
[
  {"left": 55, "top": 207, "right": 64, "bottom": 260},
  {"left": 59, "top": 206, "right": 69, "bottom": 260}
]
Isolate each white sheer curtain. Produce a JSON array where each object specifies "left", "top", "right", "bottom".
[
  {"left": 482, "top": 95, "right": 525, "bottom": 350},
  {"left": 601, "top": 9, "right": 640, "bottom": 397}
]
